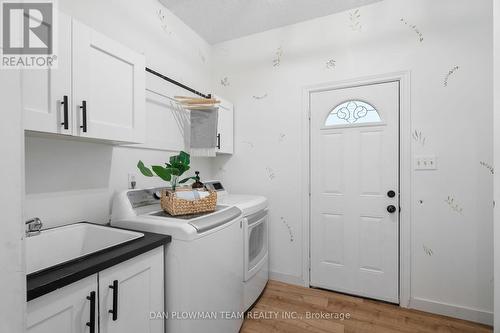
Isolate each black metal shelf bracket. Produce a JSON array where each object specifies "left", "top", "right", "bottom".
[{"left": 145, "top": 67, "right": 211, "bottom": 99}]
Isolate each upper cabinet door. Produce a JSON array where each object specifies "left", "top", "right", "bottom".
[
  {"left": 216, "top": 96, "right": 234, "bottom": 154},
  {"left": 23, "top": 11, "right": 72, "bottom": 135},
  {"left": 72, "top": 20, "right": 145, "bottom": 143}
]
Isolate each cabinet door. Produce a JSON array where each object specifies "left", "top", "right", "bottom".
[
  {"left": 99, "top": 247, "right": 164, "bottom": 333},
  {"left": 27, "top": 275, "right": 98, "bottom": 333},
  {"left": 72, "top": 20, "right": 145, "bottom": 143},
  {"left": 216, "top": 96, "right": 234, "bottom": 154},
  {"left": 23, "top": 10, "right": 72, "bottom": 135}
]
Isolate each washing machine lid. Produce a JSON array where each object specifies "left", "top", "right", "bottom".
[
  {"left": 149, "top": 206, "right": 241, "bottom": 233},
  {"left": 220, "top": 194, "right": 268, "bottom": 216}
]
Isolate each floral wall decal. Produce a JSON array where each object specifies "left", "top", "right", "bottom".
[
  {"left": 326, "top": 59, "right": 336, "bottom": 70},
  {"left": 242, "top": 141, "right": 254, "bottom": 148},
  {"left": 444, "top": 66, "right": 460, "bottom": 87},
  {"left": 273, "top": 47, "right": 283, "bottom": 67},
  {"left": 252, "top": 93, "right": 268, "bottom": 100},
  {"left": 445, "top": 195, "right": 463, "bottom": 214},
  {"left": 198, "top": 50, "right": 206, "bottom": 64},
  {"left": 412, "top": 130, "right": 426, "bottom": 146},
  {"left": 281, "top": 217, "right": 294, "bottom": 242},
  {"left": 423, "top": 244, "right": 434, "bottom": 256},
  {"left": 400, "top": 18, "right": 423, "bottom": 42},
  {"left": 220, "top": 77, "right": 230, "bottom": 87},
  {"left": 266, "top": 167, "right": 276, "bottom": 180},
  {"left": 157, "top": 9, "right": 172, "bottom": 35},
  {"left": 480, "top": 161, "right": 494, "bottom": 174},
  {"left": 349, "top": 9, "right": 362, "bottom": 32}
]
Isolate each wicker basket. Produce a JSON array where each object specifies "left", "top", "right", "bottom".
[{"left": 160, "top": 188, "right": 217, "bottom": 216}]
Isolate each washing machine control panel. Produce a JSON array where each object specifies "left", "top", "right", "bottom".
[
  {"left": 127, "top": 188, "right": 166, "bottom": 208},
  {"left": 204, "top": 181, "right": 225, "bottom": 192}
]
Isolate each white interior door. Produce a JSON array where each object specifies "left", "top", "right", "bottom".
[
  {"left": 72, "top": 20, "right": 145, "bottom": 143},
  {"left": 310, "top": 81, "right": 400, "bottom": 303}
]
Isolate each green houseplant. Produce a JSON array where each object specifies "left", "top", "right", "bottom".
[{"left": 137, "top": 151, "right": 197, "bottom": 191}]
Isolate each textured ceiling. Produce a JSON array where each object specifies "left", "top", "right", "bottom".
[{"left": 159, "top": 0, "right": 383, "bottom": 44}]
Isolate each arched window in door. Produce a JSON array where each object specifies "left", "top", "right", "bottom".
[{"left": 325, "top": 100, "right": 381, "bottom": 126}]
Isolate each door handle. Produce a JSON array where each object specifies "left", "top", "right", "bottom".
[
  {"left": 387, "top": 205, "right": 397, "bottom": 213},
  {"left": 216, "top": 133, "right": 221, "bottom": 149},
  {"left": 60, "top": 95, "right": 68, "bottom": 130},
  {"left": 387, "top": 190, "right": 396, "bottom": 198},
  {"left": 80, "top": 100, "right": 87, "bottom": 133},
  {"left": 86, "top": 291, "right": 96, "bottom": 333},
  {"left": 109, "top": 280, "right": 118, "bottom": 321}
]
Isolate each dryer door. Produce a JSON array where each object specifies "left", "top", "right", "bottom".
[{"left": 244, "top": 210, "right": 268, "bottom": 281}]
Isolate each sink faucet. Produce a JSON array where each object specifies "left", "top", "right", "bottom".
[{"left": 25, "top": 217, "right": 43, "bottom": 237}]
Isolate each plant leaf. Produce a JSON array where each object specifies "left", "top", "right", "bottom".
[
  {"left": 179, "top": 176, "right": 197, "bottom": 184},
  {"left": 164, "top": 167, "right": 181, "bottom": 176},
  {"left": 152, "top": 165, "right": 172, "bottom": 181},
  {"left": 137, "top": 161, "right": 153, "bottom": 177},
  {"left": 179, "top": 151, "right": 190, "bottom": 164}
]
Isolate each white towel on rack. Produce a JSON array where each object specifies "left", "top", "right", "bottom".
[{"left": 189, "top": 106, "right": 219, "bottom": 157}]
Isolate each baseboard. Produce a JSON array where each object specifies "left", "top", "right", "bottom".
[
  {"left": 269, "top": 271, "right": 305, "bottom": 287},
  {"left": 410, "top": 297, "right": 493, "bottom": 326}
]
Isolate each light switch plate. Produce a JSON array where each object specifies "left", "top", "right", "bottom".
[{"left": 414, "top": 155, "right": 437, "bottom": 170}]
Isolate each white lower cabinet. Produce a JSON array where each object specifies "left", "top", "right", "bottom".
[
  {"left": 27, "top": 275, "right": 98, "bottom": 333},
  {"left": 99, "top": 247, "right": 164, "bottom": 333},
  {"left": 27, "top": 247, "right": 164, "bottom": 333}
]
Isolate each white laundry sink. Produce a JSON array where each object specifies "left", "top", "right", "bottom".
[{"left": 26, "top": 223, "right": 144, "bottom": 275}]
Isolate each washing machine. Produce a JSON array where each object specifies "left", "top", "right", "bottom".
[
  {"left": 111, "top": 187, "right": 244, "bottom": 333},
  {"left": 204, "top": 181, "right": 269, "bottom": 311}
]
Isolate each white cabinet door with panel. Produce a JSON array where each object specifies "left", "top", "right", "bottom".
[
  {"left": 72, "top": 20, "right": 145, "bottom": 143},
  {"left": 23, "top": 11, "right": 72, "bottom": 135},
  {"left": 215, "top": 96, "right": 234, "bottom": 154},
  {"left": 99, "top": 247, "right": 164, "bottom": 333},
  {"left": 27, "top": 275, "right": 98, "bottom": 333}
]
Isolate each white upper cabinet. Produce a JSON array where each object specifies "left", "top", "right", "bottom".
[
  {"left": 23, "top": 11, "right": 72, "bottom": 135},
  {"left": 215, "top": 96, "right": 234, "bottom": 155},
  {"left": 72, "top": 21, "right": 145, "bottom": 143},
  {"left": 23, "top": 12, "right": 146, "bottom": 144}
]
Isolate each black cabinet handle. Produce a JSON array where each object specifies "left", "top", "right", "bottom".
[
  {"left": 109, "top": 280, "right": 118, "bottom": 321},
  {"left": 216, "top": 133, "right": 221, "bottom": 149},
  {"left": 80, "top": 100, "right": 87, "bottom": 133},
  {"left": 60, "top": 95, "right": 68, "bottom": 129},
  {"left": 86, "top": 291, "right": 96, "bottom": 333}
]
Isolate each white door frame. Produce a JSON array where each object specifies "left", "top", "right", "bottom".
[{"left": 301, "top": 71, "right": 411, "bottom": 307}]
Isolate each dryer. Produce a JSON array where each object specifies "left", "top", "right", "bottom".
[{"left": 205, "top": 181, "right": 269, "bottom": 311}]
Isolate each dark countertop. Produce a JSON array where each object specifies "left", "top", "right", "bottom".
[{"left": 27, "top": 224, "right": 171, "bottom": 301}]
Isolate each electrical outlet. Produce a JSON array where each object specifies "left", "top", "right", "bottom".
[
  {"left": 414, "top": 155, "right": 437, "bottom": 170},
  {"left": 128, "top": 173, "right": 137, "bottom": 189}
]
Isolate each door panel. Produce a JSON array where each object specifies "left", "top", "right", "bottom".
[
  {"left": 23, "top": 10, "right": 72, "bottom": 134},
  {"left": 310, "top": 81, "right": 399, "bottom": 303},
  {"left": 72, "top": 20, "right": 145, "bottom": 143},
  {"left": 99, "top": 247, "right": 164, "bottom": 333},
  {"left": 27, "top": 275, "right": 98, "bottom": 333}
]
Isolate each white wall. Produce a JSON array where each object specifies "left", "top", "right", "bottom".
[
  {"left": 0, "top": 72, "right": 25, "bottom": 331},
  {"left": 212, "top": 0, "right": 493, "bottom": 324},
  {"left": 24, "top": 0, "right": 215, "bottom": 228},
  {"left": 494, "top": 0, "right": 499, "bottom": 330}
]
